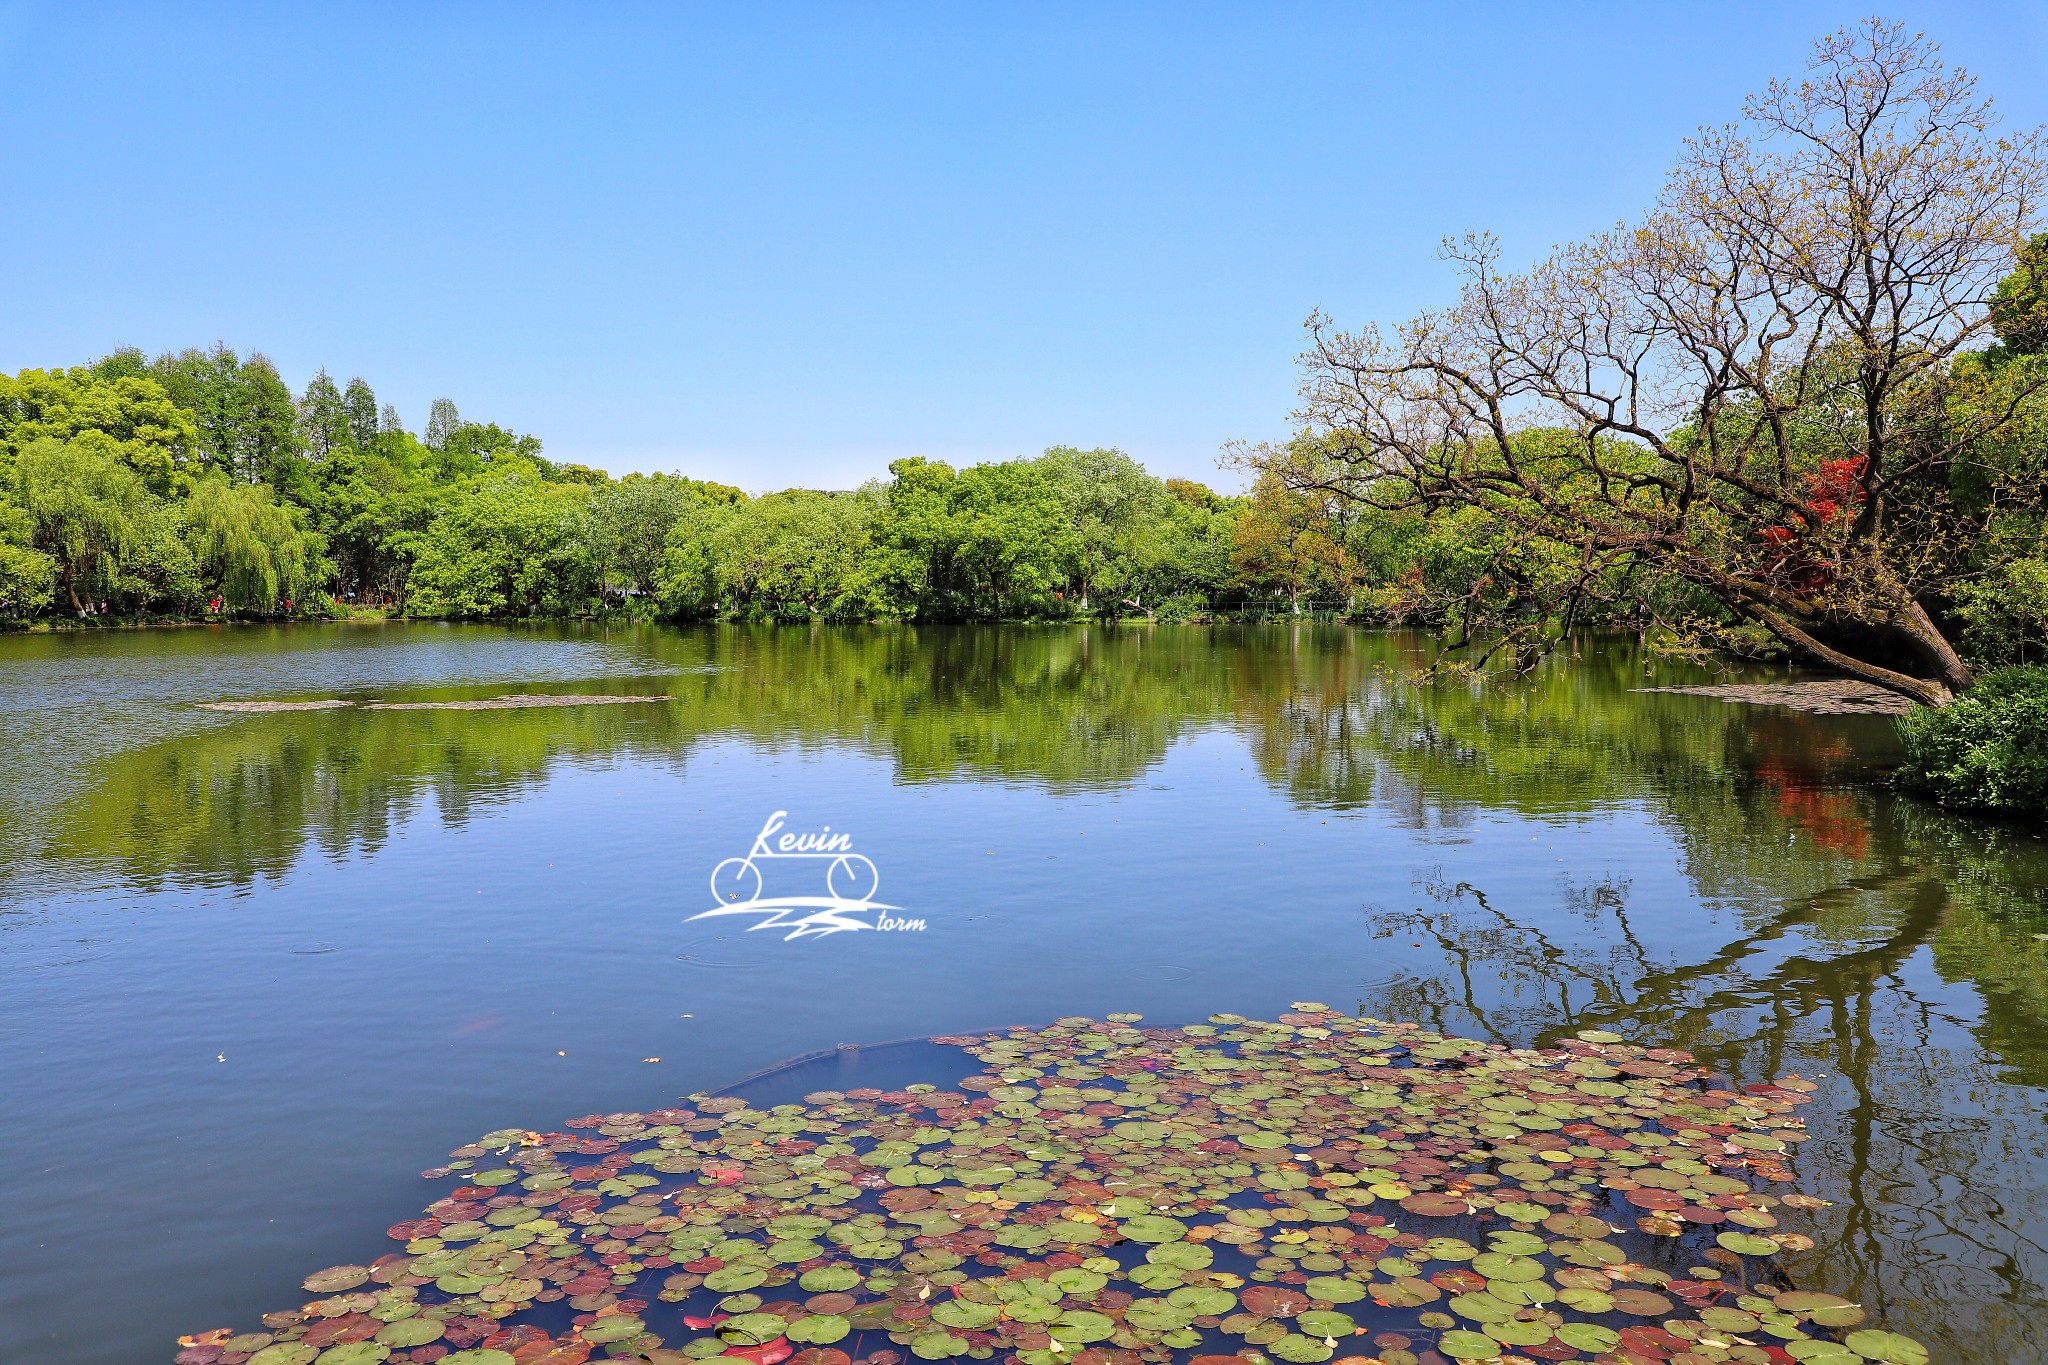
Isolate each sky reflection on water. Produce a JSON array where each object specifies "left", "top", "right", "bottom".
[{"left": 0, "top": 623, "right": 2042, "bottom": 1364}]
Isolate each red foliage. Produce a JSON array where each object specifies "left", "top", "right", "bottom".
[{"left": 1757, "top": 457, "right": 1868, "bottom": 594}]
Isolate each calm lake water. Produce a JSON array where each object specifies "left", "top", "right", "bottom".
[{"left": 0, "top": 623, "right": 2043, "bottom": 1364}]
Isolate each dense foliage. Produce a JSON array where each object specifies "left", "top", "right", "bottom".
[
  {"left": 1257, "top": 24, "right": 2048, "bottom": 706},
  {"left": 1896, "top": 665, "right": 2048, "bottom": 816},
  {"left": 0, "top": 349, "right": 1437, "bottom": 626}
]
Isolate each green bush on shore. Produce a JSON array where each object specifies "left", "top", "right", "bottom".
[{"left": 1898, "top": 667, "right": 2048, "bottom": 816}]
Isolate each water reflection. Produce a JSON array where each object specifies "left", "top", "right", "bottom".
[{"left": 2, "top": 622, "right": 2044, "bottom": 1361}]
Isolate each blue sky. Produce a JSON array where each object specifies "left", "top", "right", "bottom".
[{"left": 2, "top": 3, "right": 2044, "bottom": 491}]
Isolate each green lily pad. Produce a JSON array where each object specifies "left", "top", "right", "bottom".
[
  {"left": 1556, "top": 1323, "right": 1621, "bottom": 1352},
  {"left": 1050, "top": 1267, "right": 1108, "bottom": 1294},
  {"left": 930, "top": 1301, "right": 1000, "bottom": 1330},
  {"left": 581, "top": 1316, "right": 646, "bottom": 1343},
  {"left": 1776, "top": 1291, "right": 1867, "bottom": 1327},
  {"left": 314, "top": 1346, "right": 390, "bottom": 1365},
  {"left": 1120, "top": 1214, "right": 1189, "bottom": 1243},
  {"left": 1168, "top": 1285, "right": 1237, "bottom": 1314},
  {"left": 1125, "top": 1299, "right": 1194, "bottom": 1333},
  {"left": 250, "top": 1348, "right": 319, "bottom": 1365},
  {"left": 1267, "top": 1335, "right": 1335, "bottom": 1363},
  {"left": 722, "top": 1313, "right": 792, "bottom": 1345},
  {"left": 1844, "top": 1330, "right": 1930, "bottom": 1364},
  {"left": 1450, "top": 1293, "right": 1516, "bottom": 1323},
  {"left": 1438, "top": 1330, "right": 1503, "bottom": 1361},
  {"left": 1048, "top": 1310, "right": 1118, "bottom": 1343},
  {"left": 908, "top": 1329, "right": 969, "bottom": 1359},
  {"left": 1468, "top": 1253, "right": 1543, "bottom": 1283},
  {"left": 1716, "top": 1231, "right": 1782, "bottom": 1257},
  {"left": 1146, "top": 1241, "right": 1214, "bottom": 1269},
  {"left": 1295, "top": 1310, "right": 1355, "bottom": 1337},
  {"left": 374, "top": 1318, "right": 445, "bottom": 1347},
  {"left": 1485, "top": 1319, "right": 1553, "bottom": 1347}
]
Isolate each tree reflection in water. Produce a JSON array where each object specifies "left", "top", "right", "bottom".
[
  {"left": 1348, "top": 755, "right": 2047, "bottom": 1357},
  {"left": 5, "top": 623, "right": 2044, "bottom": 1359}
]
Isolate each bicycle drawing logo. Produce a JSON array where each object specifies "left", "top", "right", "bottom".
[{"left": 688, "top": 811, "right": 924, "bottom": 940}]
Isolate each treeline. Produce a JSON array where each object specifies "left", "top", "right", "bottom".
[
  {"left": 1, "top": 334, "right": 2042, "bottom": 663},
  {"left": 0, "top": 345, "right": 1454, "bottom": 625}
]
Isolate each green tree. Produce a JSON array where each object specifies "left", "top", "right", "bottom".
[
  {"left": 342, "top": 378, "right": 379, "bottom": 450},
  {"left": 301, "top": 444, "right": 432, "bottom": 604},
  {"left": 656, "top": 498, "right": 737, "bottom": 617},
  {"left": 11, "top": 437, "right": 149, "bottom": 612},
  {"left": 1230, "top": 471, "right": 1347, "bottom": 614},
  {"left": 580, "top": 473, "right": 714, "bottom": 599},
  {"left": 706, "top": 489, "right": 876, "bottom": 618},
  {"left": 863, "top": 457, "right": 960, "bottom": 616},
  {"left": 144, "top": 346, "right": 301, "bottom": 486},
  {"left": 296, "top": 369, "right": 347, "bottom": 461},
  {"left": 406, "top": 472, "right": 587, "bottom": 616},
  {"left": 1990, "top": 233, "right": 2048, "bottom": 356},
  {"left": 1265, "top": 23, "right": 2048, "bottom": 704},
  {"left": 424, "top": 398, "right": 460, "bottom": 450},
  {"left": 0, "top": 367, "right": 202, "bottom": 495},
  {"left": 1126, "top": 479, "right": 1238, "bottom": 612},
  {"left": 183, "top": 476, "right": 324, "bottom": 610},
  {"left": 1034, "top": 446, "right": 1171, "bottom": 611},
  {"left": 946, "top": 459, "right": 1076, "bottom": 618},
  {"left": 115, "top": 498, "right": 202, "bottom": 610},
  {"left": 0, "top": 493, "right": 56, "bottom": 612}
]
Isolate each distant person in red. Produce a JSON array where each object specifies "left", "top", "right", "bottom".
[{"left": 209, "top": 596, "right": 222, "bottom": 614}]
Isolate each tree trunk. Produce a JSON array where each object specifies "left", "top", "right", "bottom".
[
  {"left": 1747, "top": 603, "right": 1955, "bottom": 707},
  {"left": 1894, "top": 598, "right": 1974, "bottom": 695}
]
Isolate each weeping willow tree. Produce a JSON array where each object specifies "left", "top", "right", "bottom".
[
  {"left": 1257, "top": 22, "right": 2048, "bottom": 706},
  {"left": 183, "top": 475, "right": 324, "bottom": 609},
  {"left": 11, "top": 436, "right": 147, "bottom": 612}
]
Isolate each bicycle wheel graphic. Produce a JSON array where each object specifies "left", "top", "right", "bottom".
[
  {"left": 710, "top": 857, "right": 763, "bottom": 904},
  {"left": 826, "top": 853, "right": 879, "bottom": 902}
]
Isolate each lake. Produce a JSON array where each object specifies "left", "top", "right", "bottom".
[{"left": 0, "top": 623, "right": 2042, "bottom": 1364}]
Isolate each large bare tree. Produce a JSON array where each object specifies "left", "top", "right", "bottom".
[{"left": 1265, "top": 22, "right": 2046, "bottom": 705}]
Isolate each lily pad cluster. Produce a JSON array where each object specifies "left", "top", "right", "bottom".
[{"left": 176, "top": 1008, "right": 1928, "bottom": 1365}]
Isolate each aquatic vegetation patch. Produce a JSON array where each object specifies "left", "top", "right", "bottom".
[
  {"left": 175, "top": 1008, "right": 1926, "bottom": 1365},
  {"left": 1629, "top": 683, "right": 1914, "bottom": 718},
  {"left": 200, "top": 695, "right": 666, "bottom": 713}
]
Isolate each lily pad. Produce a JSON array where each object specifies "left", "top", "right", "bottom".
[
  {"left": 1555, "top": 1323, "right": 1621, "bottom": 1352},
  {"left": 1716, "top": 1231, "right": 1782, "bottom": 1257},
  {"left": 1844, "top": 1331, "right": 1930, "bottom": 1364},
  {"left": 184, "top": 1008, "right": 1917, "bottom": 1365},
  {"left": 1437, "top": 1330, "right": 1502, "bottom": 1360},
  {"left": 302, "top": 1267, "right": 371, "bottom": 1294},
  {"left": 373, "top": 1318, "right": 445, "bottom": 1347}
]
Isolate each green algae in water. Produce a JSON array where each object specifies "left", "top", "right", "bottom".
[{"left": 175, "top": 1009, "right": 1924, "bottom": 1365}]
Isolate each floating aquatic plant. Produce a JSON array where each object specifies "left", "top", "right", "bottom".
[{"left": 175, "top": 1008, "right": 1926, "bottom": 1365}]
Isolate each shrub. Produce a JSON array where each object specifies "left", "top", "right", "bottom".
[
  {"left": 1150, "top": 593, "right": 1208, "bottom": 623},
  {"left": 1897, "top": 666, "right": 2048, "bottom": 816}
]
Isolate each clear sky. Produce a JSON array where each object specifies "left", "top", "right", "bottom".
[{"left": 2, "top": 3, "right": 2044, "bottom": 492}]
